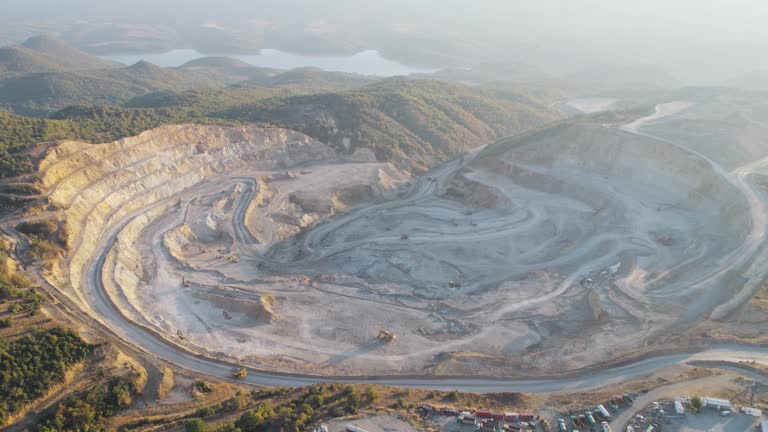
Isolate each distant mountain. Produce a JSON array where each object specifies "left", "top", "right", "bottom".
[
  {"left": 179, "top": 56, "right": 281, "bottom": 82},
  {"left": 565, "top": 64, "right": 681, "bottom": 94},
  {"left": 0, "top": 60, "right": 240, "bottom": 116},
  {"left": 0, "top": 53, "right": 386, "bottom": 116},
  {"left": 0, "top": 35, "right": 117, "bottom": 78},
  {"left": 20, "top": 35, "right": 120, "bottom": 70},
  {"left": 0, "top": 46, "right": 64, "bottom": 77},
  {"left": 243, "top": 67, "right": 378, "bottom": 92}
]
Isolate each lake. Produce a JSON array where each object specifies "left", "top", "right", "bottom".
[{"left": 101, "top": 49, "right": 436, "bottom": 76}]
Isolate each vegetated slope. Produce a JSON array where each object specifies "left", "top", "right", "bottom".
[
  {"left": 0, "top": 61, "right": 254, "bottom": 116},
  {"left": 219, "top": 78, "right": 561, "bottom": 170},
  {"left": 0, "top": 107, "right": 244, "bottom": 179},
  {"left": 0, "top": 59, "right": 381, "bottom": 116},
  {"left": 0, "top": 35, "right": 117, "bottom": 79},
  {"left": 0, "top": 112, "right": 86, "bottom": 178},
  {"left": 241, "top": 66, "right": 378, "bottom": 92},
  {"left": 0, "top": 78, "right": 560, "bottom": 179},
  {"left": 178, "top": 56, "right": 282, "bottom": 83},
  {"left": 0, "top": 328, "right": 94, "bottom": 425},
  {"left": 19, "top": 35, "right": 119, "bottom": 71}
]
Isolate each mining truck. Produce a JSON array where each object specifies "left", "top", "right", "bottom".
[{"left": 233, "top": 367, "right": 247, "bottom": 379}]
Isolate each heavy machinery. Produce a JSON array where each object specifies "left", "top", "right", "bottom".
[
  {"left": 377, "top": 329, "right": 396, "bottom": 342},
  {"left": 233, "top": 367, "right": 247, "bottom": 379}
]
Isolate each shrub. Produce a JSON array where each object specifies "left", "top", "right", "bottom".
[
  {"left": 194, "top": 381, "right": 213, "bottom": 393},
  {"left": 196, "top": 406, "right": 215, "bottom": 418},
  {"left": 690, "top": 395, "right": 703, "bottom": 412},
  {"left": 447, "top": 390, "right": 461, "bottom": 402},
  {"left": 29, "top": 236, "right": 59, "bottom": 261},
  {"left": 306, "top": 394, "right": 324, "bottom": 408},
  {"left": 0, "top": 284, "right": 19, "bottom": 300},
  {"left": 186, "top": 418, "right": 207, "bottom": 432},
  {"left": 364, "top": 385, "right": 379, "bottom": 402},
  {"left": 346, "top": 392, "right": 361, "bottom": 414},
  {"left": 227, "top": 394, "right": 246, "bottom": 411},
  {"left": 16, "top": 220, "right": 57, "bottom": 237}
]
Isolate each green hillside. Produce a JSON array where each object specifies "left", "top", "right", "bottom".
[
  {"left": 0, "top": 35, "right": 116, "bottom": 79},
  {"left": 0, "top": 78, "right": 561, "bottom": 178},
  {"left": 218, "top": 78, "right": 561, "bottom": 169}
]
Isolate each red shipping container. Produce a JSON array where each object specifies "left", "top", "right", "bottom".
[{"left": 476, "top": 410, "right": 492, "bottom": 418}]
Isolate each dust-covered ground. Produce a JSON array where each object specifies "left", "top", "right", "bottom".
[
  {"left": 323, "top": 415, "right": 422, "bottom": 432},
  {"left": 25, "top": 91, "right": 768, "bottom": 378},
  {"left": 665, "top": 411, "right": 759, "bottom": 432}
]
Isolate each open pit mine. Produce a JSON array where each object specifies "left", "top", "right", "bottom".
[{"left": 15, "top": 99, "right": 768, "bottom": 379}]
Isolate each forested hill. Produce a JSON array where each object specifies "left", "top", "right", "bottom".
[
  {"left": 218, "top": 78, "right": 561, "bottom": 169},
  {"left": 0, "top": 35, "right": 117, "bottom": 79},
  {"left": 0, "top": 78, "right": 561, "bottom": 178}
]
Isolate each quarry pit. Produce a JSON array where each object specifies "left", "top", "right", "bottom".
[{"left": 21, "top": 98, "right": 768, "bottom": 377}]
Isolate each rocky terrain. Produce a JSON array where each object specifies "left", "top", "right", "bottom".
[{"left": 11, "top": 93, "right": 765, "bottom": 380}]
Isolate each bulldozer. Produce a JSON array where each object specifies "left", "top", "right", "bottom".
[
  {"left": 377, "top": 329, "right": 396, "bottom": 342},
  {"left": 233, "top": 367, "right": 247, "bottom": 379}
]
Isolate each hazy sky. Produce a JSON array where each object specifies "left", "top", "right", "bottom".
[{"left": 2, "top": 0, "right": 767, "bottom": 83}]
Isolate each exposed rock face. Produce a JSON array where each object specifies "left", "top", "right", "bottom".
[
  {"left": 33, "top": 123, "right": 415, "bottom": 370},
  {"left": 37, "top": 124, "right": 335, "bottom": 304}
]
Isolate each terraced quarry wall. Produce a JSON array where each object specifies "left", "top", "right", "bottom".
[{"left": 23, "top": 105, "right": 768, "bottom": 377}]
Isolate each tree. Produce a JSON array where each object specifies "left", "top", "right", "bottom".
[
  {"left": 186, "top": 418, "right": 207, "bottom": 432},
  {"left": 690, "top": 396, "right": 703, "bottom": 412}
]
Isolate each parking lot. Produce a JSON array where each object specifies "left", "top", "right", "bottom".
[
  {"left": 553, "top": 394, "right": 634, "bottom": 431},
  {"left": 664, "top": 410, "right": 759, "bottom": 432}
]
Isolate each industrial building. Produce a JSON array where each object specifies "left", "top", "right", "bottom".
[
  {"left": 701, "top": 397, "right": 732, "bottom": 410},
  {"left": 674, "top": 400, "right": 685, "bottom": 414}
]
